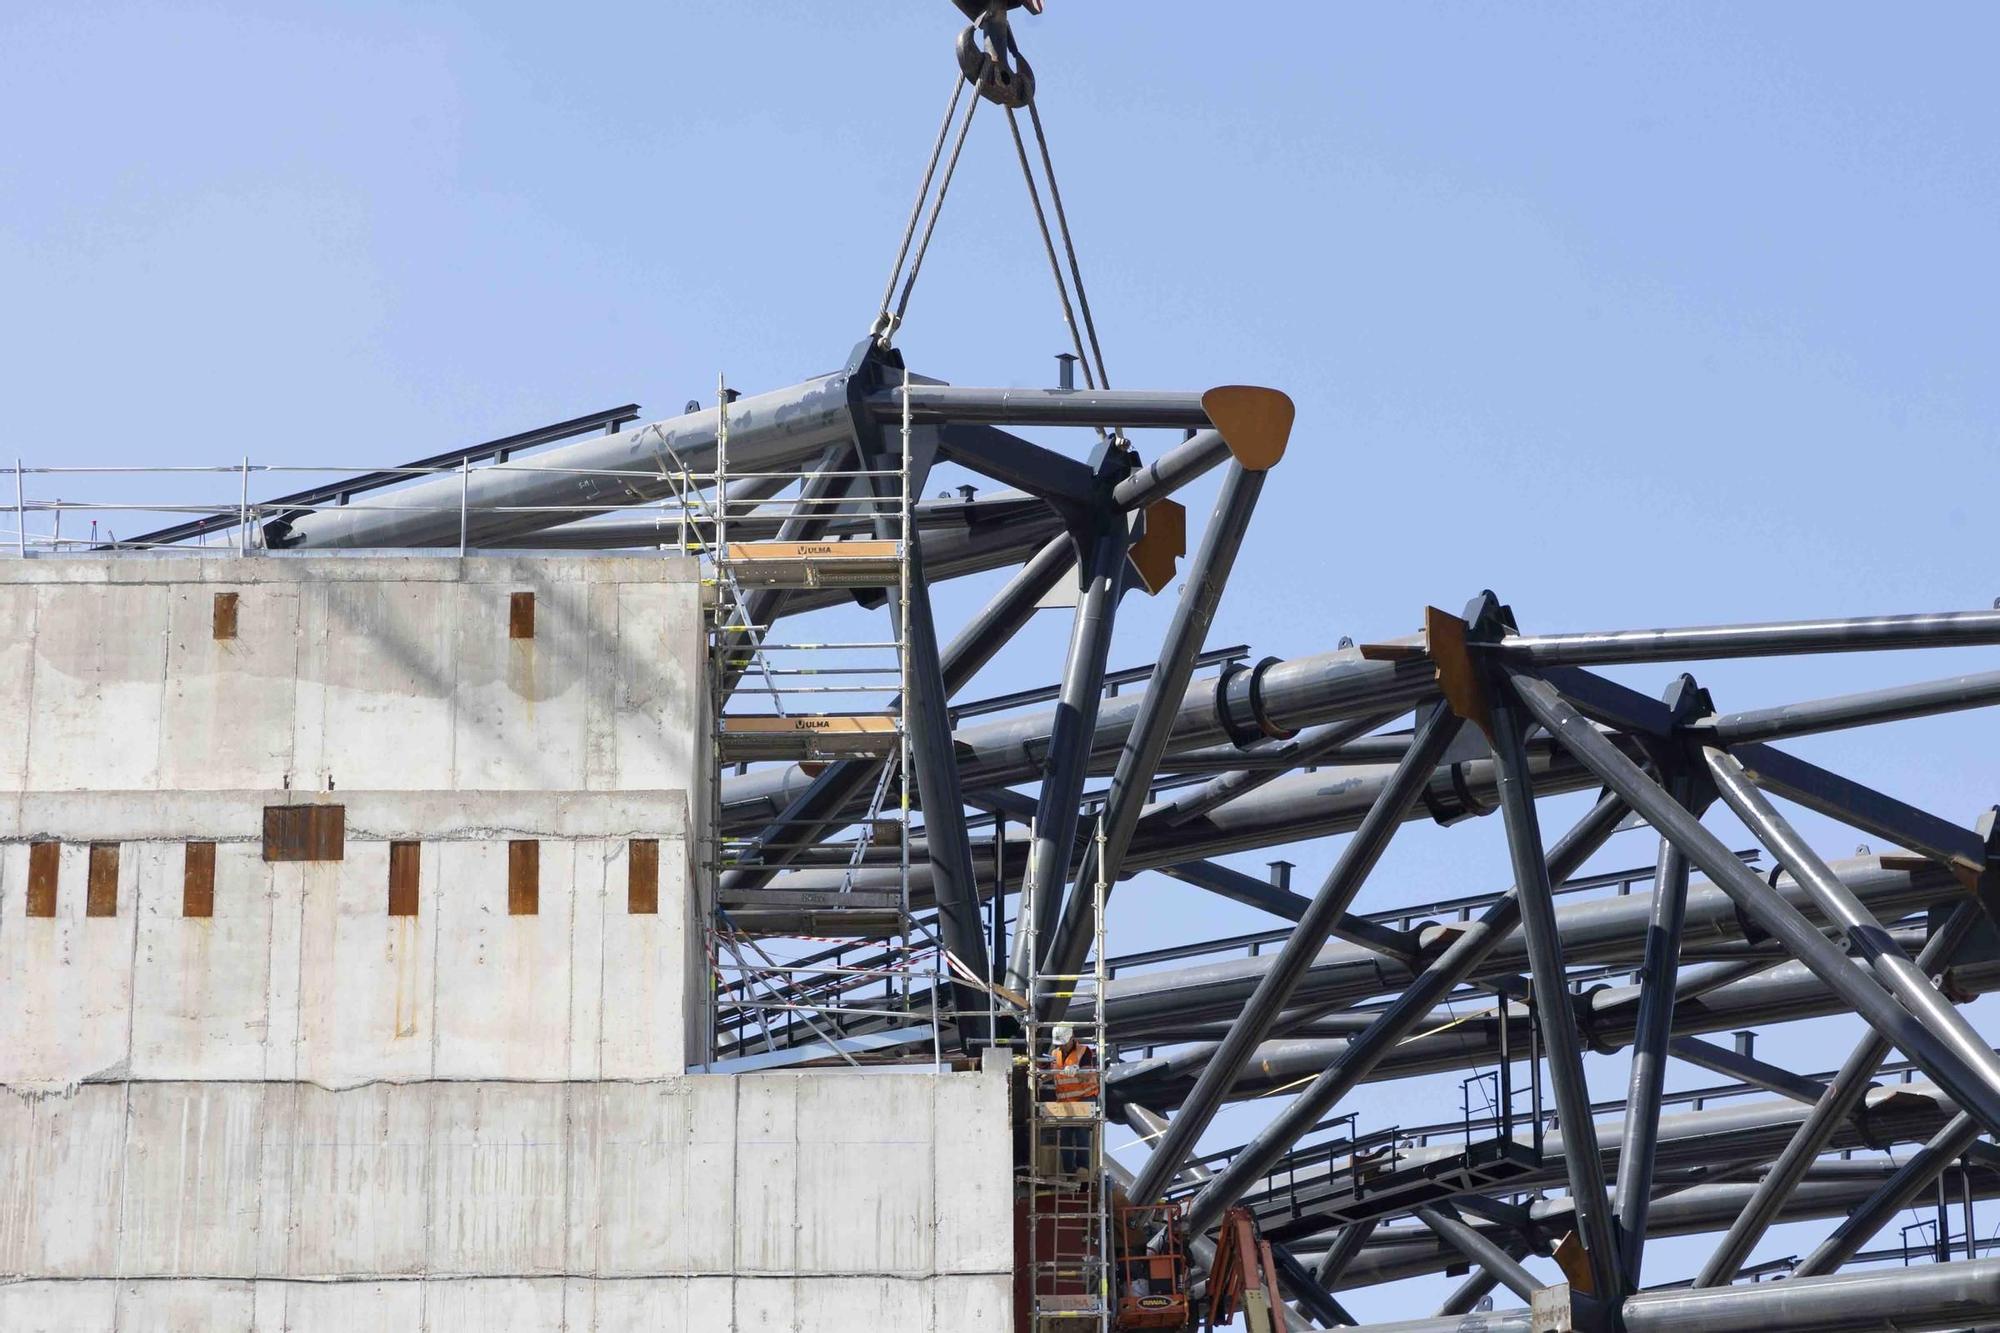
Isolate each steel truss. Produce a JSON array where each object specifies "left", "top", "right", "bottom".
[{"left": 42, "top": 355, "right": 2000, "bottom": 1330}]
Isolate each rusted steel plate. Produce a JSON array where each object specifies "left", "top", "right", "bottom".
[
  {"left": 26, "top": 841, "right": 58, "bottom": 918},
  {"left": 183, "top": 842, "right": 216, "bottom": 918},
  {"left": 508, "top": 839, "right": 540, "bottom": 915},
  {"left": 212, "top": 591, "right": 239, "bottom": 640},
  {"left": 509, "top": 591, "right": 535, "bottom": 639},
  {"left": 263, "top": 805, "right": 345, "bottom": 862},
  {"left": 628, "top": 838, "right": 659, "bottom": 915},
  {"left": 86, "top": 843, "right": 119, "bottom": 917},
  {"left": 388, "top": 841, "right": 420, "bottom": 917}
]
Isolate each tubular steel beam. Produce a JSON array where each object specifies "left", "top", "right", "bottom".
[
  {"left": 873, "top": 383, "right": 1211, "bottom": 430},
  {"left": 1491, "top": 608, "right": 2000, "bottom": 667},
  {"left": 1343, "top": 1256, "right": 2000, "bottom": 1333},
  {"left": 1011, "top": 518, "right": 1128, "bottom": 992},
  {"left": 275, "top": 374, "right": 860, "bottom": 549},
  {"left": 1507, "top": 669, "right": 2000, "bottom": 1138},
  {"left": 1694, "top": 902, "right": 1982, "bottom": 1286},
  {"left": 1411, "top": 1203, "right": 1543, "bottom": 1304},
  {"left": 1044, "top": 444, "right": 1285, "bottom": 1002},
  {"left": 1145, "top": 708, "right": 1409, "bottom": 828},
  {"left": 1180, "top": 792, "right": 1629, "bottom": 1237},
  {"left": 1706, "top": 667, "right": 2000, "bottom": 745},
  {"left": 1126, "top": 705, "right": 1464, "bottom": 1206},
  {"left": 1487, "top": 677, "right": 1623, "bottom": 1307},
  {"left": 1613, "top": 769, "right": 1695, "bottom": 1284},
  {"left": 1705, "top": 746, "right": 2000, "bottom": 1117}
]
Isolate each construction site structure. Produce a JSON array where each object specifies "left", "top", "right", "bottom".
[{"left": 8, "top": 3, "right": 2000, "bottom": 1332}]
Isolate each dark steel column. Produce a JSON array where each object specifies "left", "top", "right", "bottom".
[
  {"left": 1009, "top": 519, "right": 1128, "bottom": 993},
  {"left": 1487, "top": 679, "right": 1624, "bottom": 1308},
  {"left": 1041, "top": 461, "right": 1272, "bottom": 1001},
  {"left": 1613, "top": 765, "right": 1697, "bottom": 1284}
]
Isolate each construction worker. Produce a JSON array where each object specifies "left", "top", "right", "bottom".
[{"left": 1044, "top": 1023, "right": 1097, "bottom": 1176}]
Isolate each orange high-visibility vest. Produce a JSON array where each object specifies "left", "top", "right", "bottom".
[{"left": 1050, "top": 1043, "right": 1098, "bottom": 1101}]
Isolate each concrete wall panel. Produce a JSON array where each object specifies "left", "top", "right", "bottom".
[
  {"left": 428, "top": 1083, "right": 569, "bottom": 1276},
  {"left": 0, "top": 841, "right": 140, "bottom": 1087},
  {"left": 285, "top": 1082, "right": 432, "bottom": 1277},
  {"left": 130, "top": 843, "right": 278, "bottom": 1082},
  {"left": 296, "top": 847, "right": 436, "bottom": 1086},
  {"left": 424, "top": 1277, "right": 569, "bottom": 1332},
  {"left": 933, "top": 1066, "right": 1014, "bottom": 1274},
  {"left": 118, "top": 1279, "right": 257, "bottom": 1332},
  {"left": 796, "top": 1074, "right": 935, "bottom": 1275},
  {"left": 268, "top": 1279, "right": 426, "bottom": 1331},
  {"left": 158, "top": 582, "right": 299, "bottom": 791},
  {"left": 0, "top": 583, "right": 37, "bottom": 790},
  {"left": 432, "top": 842, "right": 576, "bottom": 1080},
  {"left": 0, "top": 1280, "right": 120, "bottom": 1332},
  {"left": 6, "top": 1084, "right": 127, "bottom": 1277},
  {"left": 732, "top": 1074, "right": 799, "bottom": 1274},
  {"left": 26, "top": 582, "right": 167, "bottom": 790},
  {"left": 120, "top": 1082, "right": 273, "bottom": 1277}
]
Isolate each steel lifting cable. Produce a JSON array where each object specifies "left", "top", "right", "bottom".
[
  {"left": 873, "top": 70, "right": 983, "bottom": 344},
  {"left": 1032, "top": 99, "right": 1112, "bottom": 392},
  {"left": 1004, "top": 103, "right": 1097, "bottom": 391}
]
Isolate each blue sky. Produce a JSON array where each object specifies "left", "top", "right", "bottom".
[{"left": 7, "top": 0, "right": 1999, "bottom": 1314}]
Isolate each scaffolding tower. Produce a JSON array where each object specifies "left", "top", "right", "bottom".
[{"left": 703, "top": 382, "right": 942, "bottom": 1070}]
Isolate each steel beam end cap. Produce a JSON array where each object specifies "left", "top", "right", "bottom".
[{"left": 1201, "top": 386, "right": 1293, "bottom": 471}]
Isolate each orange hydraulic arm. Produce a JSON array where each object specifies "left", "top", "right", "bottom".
[{"left": 1203, "top": 1206, "right": 1282, "bottom": 1333}]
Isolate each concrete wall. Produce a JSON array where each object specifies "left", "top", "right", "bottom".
[{"left": 0, "top": 558, "right": 1012, "bottom": 1331}]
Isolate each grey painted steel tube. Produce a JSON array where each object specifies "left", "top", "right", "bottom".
[
  {"left": 1044, "top": 462, "right": 1270, "bottom": 1003},
  {"left": 1349, "top": 1256, "right": 2000, "bottom": 1333},
  {"left": 1314, "top": 1219, "right": 1379, "bottom": 1290},
  {"left": 1707, "top": 667, "right": 2000, "bottom": 745},
  {"left": 1111, "top": 430, "right": 1230, "bottom": 510},
  {"left": 1411, "top": 1204, "right": 1543, "bottom": 1303},
  {"left": 1693, "top": 902, "right": 1980, "bottom": 1287},
  {"left": 1011, "top": 522, "right": 1127, "bottom": 992},
  {"left": 1487, "top": 687, "right": 1623, "bottom": 1306},
  {"left": 1704, "top": 747, "right": 2000, "bottom": 1119},
  {"left": 1125, "top": 705, "right": 1464, "bottom": 1206},
  {"left": 1181, "top": 793, "right": 1628, "bottom": 1237},
  {"left": 720, "top": 643, "right": 1443, "bottom": 831},
  {"left": 1614, "top": 774, "right": 1695, "bottom": 1284},
  {"left": 1508, "top": 670, "right": 2000, "bottom": 1139},
  {"left": 1493, "top": 608, "right": 2000, "bottom": 667},
  {"left": 1147, "top": 708, "right": 1408, "bottom": 828},
  {"left": 1793, "top": 1110, "right": 1983, "bottom": 1278},
  {"left": 275, "top": 373, "right": 860, "bottom": 549},
  {"left": 875, "top": 384, "right": 1210, "bottom": 430}
]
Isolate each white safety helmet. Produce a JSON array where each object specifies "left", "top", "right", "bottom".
[{"left": 1051, "top": 1024, "right": 1075, "bottom": 1047}]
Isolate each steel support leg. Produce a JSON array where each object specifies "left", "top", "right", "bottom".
[
  {"left": 1613, "top": 769, "right": 1695, "bottom": 1285},
  {"left": 1043, "top": 462, "right": 1271, "bottom": 999},
  {"left": 1182, "top": 793, "right": 1629, "bottom": 1236},
  {"left": 1009, "top": 520, "right": 1127, "bottom": 993},
  {"left": 1507, "top": 669, "right": 2000, "bottom": 1138},
  {"left": 1126, "top": 705, "right": 1464, "bottom": 1204},
  {"left": 1488, "top": 680, "right": 1624, "bottom": 1309}
]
